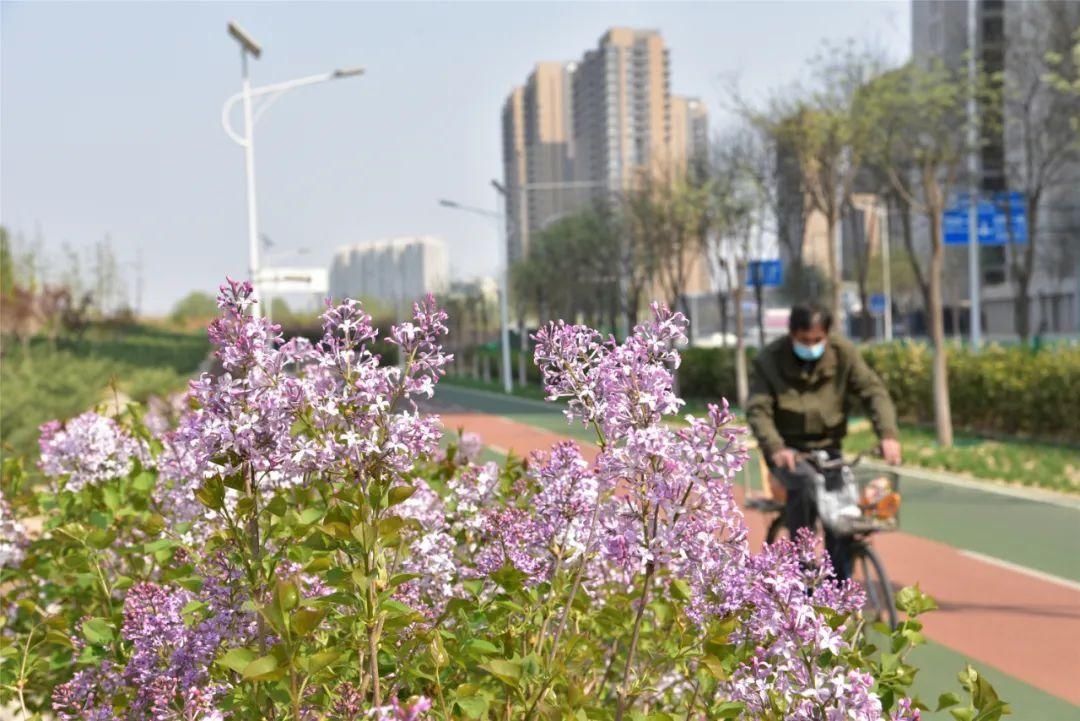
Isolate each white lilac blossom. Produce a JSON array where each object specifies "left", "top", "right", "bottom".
[
  {"left": 0, "top": 491, "right": 28, "bottom": 569},
  {"left": 394, "top": 481, "right": 457, "bottom": 617},
  {"left": 38, "top": 411, "right": 146, "bottom": 492}
]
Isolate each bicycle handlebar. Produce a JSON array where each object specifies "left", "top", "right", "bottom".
[{"left": 795, "top": 450, "right": 866, "bottom": 471}]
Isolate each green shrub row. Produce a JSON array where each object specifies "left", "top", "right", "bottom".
[
  {"left": 678, "top": 342, "right": 1080, "bottom": 444},
  {"left": 0, "top": 325, "right": 210, "bottom": 459},
  {"left": 861, "top": 341, "right": 1080, "bottom": 443}
]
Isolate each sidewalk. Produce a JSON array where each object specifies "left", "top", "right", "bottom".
[{"left": 435, "top": 405, "right": 1080, "bottom": 709}]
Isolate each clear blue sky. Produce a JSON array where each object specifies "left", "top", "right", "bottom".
[{"left": 1, "top": 1, "right": 909, "bottom": 315}]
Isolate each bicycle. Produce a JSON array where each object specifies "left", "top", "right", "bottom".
[{"left": 745, "top": 451, "right": 900, "bottom": 629}]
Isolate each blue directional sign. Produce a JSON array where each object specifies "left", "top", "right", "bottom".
[
  {"left": 869, "top": 293, "right": 887, "bottom": 315},
  {"left": 944, "top": 192, "right": 1027, "bottom": 245},
  {"left": 747, "top": 259, "right": 783, "bottom": 288}
]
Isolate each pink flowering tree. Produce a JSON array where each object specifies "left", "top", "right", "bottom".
[{"left": 0, "top": 279, "right": 1008, "bottom": 721}]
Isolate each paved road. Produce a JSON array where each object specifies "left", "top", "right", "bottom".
[{"left": 431, "top": 383, "right": 1080, "bottom": 718}]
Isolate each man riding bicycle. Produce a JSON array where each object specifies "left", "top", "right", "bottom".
[{"left": 746, "top": 301, "right": 902, "bottom": 581}]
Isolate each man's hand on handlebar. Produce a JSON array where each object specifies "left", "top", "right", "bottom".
[
  {"left": 771, "top": 448, "right": 798, "bottom": 471},
  {"left": 880, "top": 437, "right": 902, "bottom": 466}
]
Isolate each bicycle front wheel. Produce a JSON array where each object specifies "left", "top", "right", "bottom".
[{"left": 851, "top": 543, "right": 898, "bottom": 629}]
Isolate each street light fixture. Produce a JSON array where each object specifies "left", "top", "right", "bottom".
[
  {"left": 223, "top": 20, "right": 363, "bottom": 318},
  {"left": 438, "top": 189, "right": 513, "bottom": 394}
]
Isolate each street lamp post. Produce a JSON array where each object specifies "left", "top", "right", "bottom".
[
  {"left": 438, "top": 192, "right": 513, "bottom": 394},
  {"left": 440, "top": 179, "right": 608, "bottom": 395},
  {"left": 223, "top": 20, "right": 363, "bottom": 318}
]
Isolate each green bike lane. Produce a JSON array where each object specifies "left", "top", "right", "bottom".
[{"left": 432, "top": 383, "right": 1080, "bottom": 718}]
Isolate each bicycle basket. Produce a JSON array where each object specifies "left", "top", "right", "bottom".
[{"left": 853, "top": 467, "right": 902, "bottom": 530}]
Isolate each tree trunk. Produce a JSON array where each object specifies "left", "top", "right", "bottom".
[
  {"left": 734, "top": 277, "right": 749, "bottom": 408},
  {"left": 518, "top": 312, "right": 529, "bottom": 389},
  {"left": 859, "top": 288, "right": 872, "bottom": 342},
  {"left": 717, "top": 291, "right": 729, "bottom": 349},
  {"left": 680, "top": 293, "right": 693, "bottom": 345},
  {"left": 754, "top": 279, "right": 765, "bottom": 349},
  {"left": 1013, "top": 198, "right": 1038, "bottom": 342},
  {"left": 827, "top": 211, "right": 843, "bottom": 322},
  {"left": 898, "top": 200, "right": 930, "bottom": 313},
  {"left": 928, "top": 209, "right": 954, "bottom": 447},
  {"left": 624, "top": 290, "right": 639, "bottom": 336}
]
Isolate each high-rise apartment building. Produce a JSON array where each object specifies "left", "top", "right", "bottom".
[
  {"left": 501, "top": 87, "right": 527, "bottom": 265},
  {"left": 911, "top": 0, "right": 1080, "bottom": 336},
  {"left": 670, "top": 95, "right": 709, "bottom": 172},
  {"left": 523, "top": 61, "right": 577, "bottom": 254},
  {"left": 500, "top": 28, "right": 708, "bottom": 264},
  {"left": 329, "top": 236, "right": 448, "bottom": 310},
  {"left": 572, "top": 28, "right": 672, "bottom": 199}
]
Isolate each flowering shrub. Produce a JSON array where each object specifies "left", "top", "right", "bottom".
[{"left": 0, "top": 279, "right": 1008, "bottom": 720}]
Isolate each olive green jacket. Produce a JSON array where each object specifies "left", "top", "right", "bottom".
[{"left": 746, "top": 335, "right": 898, "bottom": 457}]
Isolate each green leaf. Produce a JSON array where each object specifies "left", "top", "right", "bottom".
[
  {"left": 463, "top": 639, "right": 500, "bottom": 657},
  {"left": 937, "top": 692, "right": 961, "bottom": 711},
  {"left": 81, "top": 618, "right": 114, "bottom": 645},
  {"left": 455, "top": 695, "right": 489, "bottom": 718},
  {"left": 950, "top": 709, "right": 976, "bottom": 721},
  {"left": 480, "top": 658, "right": 522, "bottom": 687},
  {"left": 713, "top": 702, "right": 745, "bottom": 719},
  {"left": 300, "top": 649, "right": 341, "bottom": 674},
  {"left": 218, "top": 647, "right": 257, "bottom": 674},
  {"left": 895, "top": 585, "right": 938, "bottom": 617},
  {"left": 297, "top": 507, "right": 323, "bottom": 525},
  {"left": 453, "top": 684, "right": 490, "bottom": 718},
  {"left": 242, "top": 654, "right": 280, "bottom": 680},
  {"left": 291, "top": 607, "right": 325, "bottom": 636},
  {"left": 131, "top": 470, "right": 155, "bottom": 492},
  {"left": 196, "top": 478, "right": 225, "bottom": 510},
  {"left": 389, "top": 572, "right": 422, "bottom": 588},
  {"left": 275, "top": 580, "right": 300, "bottom": 613},
  {"left": 377, "top": 516, "right": 405, "bottom": 540},
  {"left": 387, "top": 485, "right": 416, "bottom": 506},
  {"left": 266, "top": 495, "right": 288, "bottom": 517},
  {"left": 46, "top": 630, "right": 75, "bottom": 649}
]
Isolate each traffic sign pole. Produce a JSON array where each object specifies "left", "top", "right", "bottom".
[
  {"left": 879, "top": 204, "right": 893, "bottom": 341},
  {"left": 966, "top": 0, "right": 981, "bottom": 350}
]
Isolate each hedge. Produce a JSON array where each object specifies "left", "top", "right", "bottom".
[{"left": 676, "top": 342, "right": 1080, "bottom": 444}]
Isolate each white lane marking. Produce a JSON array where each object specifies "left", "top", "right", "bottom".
[{"left": 958, "top": 549, "right": 1080, "bottom": 593}]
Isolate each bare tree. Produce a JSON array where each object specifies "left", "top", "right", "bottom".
[
  {"left": 999, "top": 1, "right": 1080, "bottom": 340},
  {"left": 864, "top": 60, "right": 986, "bottom": 447}
]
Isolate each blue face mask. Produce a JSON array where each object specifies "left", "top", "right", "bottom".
[{"left": 793, "top": 340, "right": 826, "bottom": 362}]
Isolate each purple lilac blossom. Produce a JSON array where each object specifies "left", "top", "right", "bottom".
[{"left": 38, "top": 411, "right": 147, "bottom": 492}]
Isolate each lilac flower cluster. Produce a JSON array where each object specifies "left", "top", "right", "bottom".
[
  {"left": 329, "top": 686, "right": 431, "bottom": 721},
  {"left": 392, "top": 481, "right": 457, "bottom": 617},
  {"left": 533, "top": 307, "right": 748, "bottom": 589},
  {"left": 52, "top": 558, "right": 255, "bottom": 720},
  {"left": 155, "top": 280, "right": 450, "bottom": 530},
  {"left": 38, "top": 411, "right": 147, "bottom": 492},
  {"left": 532, "top": 305, "right": 910, "bottom": 717},
  {"left": 719, "top": 530, "right": 878, "bottom": 719}
]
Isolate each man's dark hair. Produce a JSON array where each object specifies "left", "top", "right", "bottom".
[{"left": 789, "top": 301, "right": 832, "bottom": 333}]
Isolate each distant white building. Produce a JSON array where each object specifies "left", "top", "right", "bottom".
[{"left": 329, "top": 236, "right": 449, "bottom": 307}]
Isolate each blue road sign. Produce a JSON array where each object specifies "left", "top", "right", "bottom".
[
  {"left": 944, "top": 192, "right": 1027, "bottom": 245},
  {"left": 747, "top": 259, "right": 783, "bottom": 288},
  {"left": 869, "top": 293, "right": 887, "bottom": 315}
]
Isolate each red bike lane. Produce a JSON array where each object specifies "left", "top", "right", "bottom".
[{"left": 436, "top": 408, "right": 1080, "bottom": 708}]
